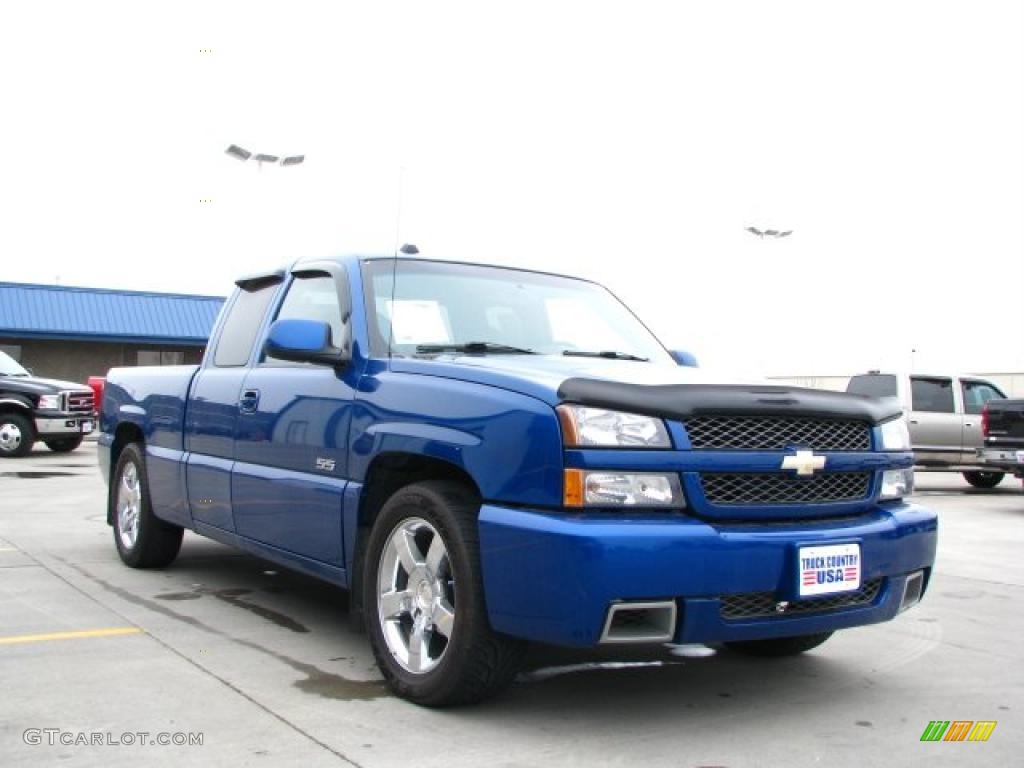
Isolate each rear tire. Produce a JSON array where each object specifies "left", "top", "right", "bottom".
[
  {"left": 963, "top": 471, "right": 1004, "bottom": 489},
  {"left": 0, "top": 412, "right": 34, "bottom": 458},
  {"left": 725, "top": 631, "right": 833, "bottom": 657},
  {"left": 110, "top": 443, "right": 183, "bottom": 568},
  {"left": 45, "top": 436, "right": 84, "bottom": 453},
  {"left": 364, "top": 480, "right": 525, "bottom": 706}
]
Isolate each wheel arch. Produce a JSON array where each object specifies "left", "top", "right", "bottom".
[
  {"left": 0, "top": 396, "right": 34, "bottom": 414},
  {"left": 106, "top": 424, "right": 145, "bottom": 524},
  {"left": 358, "top": 451, "right": 481, "bottom": 526},
  {"left": 348, "top": 451, "right": 482, "bottom": 630}
]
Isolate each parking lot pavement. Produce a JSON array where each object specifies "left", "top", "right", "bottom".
[{"left": 1, "top": 444, "right": 1021, "bottom": 767}]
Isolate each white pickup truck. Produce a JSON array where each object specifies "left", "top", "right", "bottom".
[{"left": 846, "top": 371, "right": 1007, "bottom": 488}]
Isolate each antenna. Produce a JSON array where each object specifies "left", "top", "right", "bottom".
[{"left": 387, "top": 165, "right": 407, "bottom": 362}]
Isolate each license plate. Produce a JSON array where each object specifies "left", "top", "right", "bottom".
[
  {"left": 80, "top": 421, "right": 94, "bottom": 433},
  {"left": 1016, "top": 451, "right": 1024, "bottom": 465},
  {"left": 798, "top": 543, "right": 861, "bottom": 597}
]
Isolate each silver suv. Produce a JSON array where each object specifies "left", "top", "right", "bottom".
[{"left": 846, "top": 372, "right": 1007, "bottom": 488}]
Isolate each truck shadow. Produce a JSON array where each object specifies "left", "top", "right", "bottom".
[{"left": 159, "top": 536, "right": 890, "bottom": 719}]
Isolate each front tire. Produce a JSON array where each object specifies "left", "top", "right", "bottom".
[
  {"left": 963, "top": 471, "right": 1004, "bottom": 489},
  {"left": 725, "top": 632, "right": 833, "bottom": 657},
  {"left": 364, "top": 480, "right": 525, "bottom": 706},
  {"left": 110, "top": 443, "right": 183, "bottom": 568},
  {"left": 45, "top": 436, "right": 84, "bottom": 453},
  {"left": 0, "top": 412, "right": 34, "bottom": 458}
]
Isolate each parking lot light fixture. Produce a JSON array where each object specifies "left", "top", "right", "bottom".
[
  {"left": 225, "top": 144, "right": 252, "bottom": 161},
  {"left": 225, "top": 146, "right": 304, "bottom": 170},
  {"left": 746, "top": 227, "right": 793, "bottom": 239}
]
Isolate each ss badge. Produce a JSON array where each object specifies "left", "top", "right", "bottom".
[{"left": 315, "top": 457, "right": 336, "bottom": 472}]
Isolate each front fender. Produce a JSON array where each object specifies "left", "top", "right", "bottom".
[{"left": 350, "top": 371, "right": 563, "bottom": 507}]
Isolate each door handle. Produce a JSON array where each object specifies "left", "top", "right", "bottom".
[
  {"left": 965, "top": 422, "right": 974, "bottom": 427},
  {"left": 239, "top": 389, "right": 260, "bottom": 413}
]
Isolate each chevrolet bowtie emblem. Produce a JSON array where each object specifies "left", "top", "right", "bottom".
[{"left": 781, "top": 450, "right": 826, "bottom": 476}]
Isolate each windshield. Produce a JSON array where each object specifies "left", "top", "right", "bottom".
[
  {"left": 0, "top": 350, "right": 29, "bottom": 377},
  {"left": 363, "top": 259, "right": 673, "bottom": 364}
]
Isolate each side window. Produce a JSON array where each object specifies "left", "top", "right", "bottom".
[
  {"left": 213, "top": 283, "right": 279, "bottom": 367},
  {"left": 266, "top": 274, "right": 344, "bottom": 363},
  {"left": 0, "top": 344, "right": 22, "bottom": 361},
  {"left": 910, "top": 377, "right": 954, "bottom": 414},
  {"left": 846, "top": 374, "right": 898, "bottom": 398},
  {"left": 961, "top": 380, "right": 1004, "bottom": 415}
]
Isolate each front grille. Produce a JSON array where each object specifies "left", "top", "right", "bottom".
[
  {"left": 720, "top": 579, "right": 883, "bottom": 620},
  {"left": 700, "top": 472, "right": 872, "bottom": 505},
  {"left": 683, "top": 416, "right": 871, "bottom": 451},
  {"left": 64, "top": 390, "right": 95, "bottom": 414}
]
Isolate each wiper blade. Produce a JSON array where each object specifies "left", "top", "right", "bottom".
[
  {"left": 415, "top": 341, "right": 537, "bottom": 355},
  {"left": 563, "top": 349, "right": 649, "bottom": 362}
]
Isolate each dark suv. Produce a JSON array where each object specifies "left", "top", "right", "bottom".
[{"left": 0, "top": 350, "right": 95, "bottom": 457}]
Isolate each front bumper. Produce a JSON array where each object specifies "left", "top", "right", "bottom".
[
  {"left": 35, "top": 415, "right": 95, "bottom": 437},
  {"left": 977, "top": 447, "right": 1024, "bottom": 476},
  {"left": 479, "top": 502, "right": 937, "bottom": 647}
]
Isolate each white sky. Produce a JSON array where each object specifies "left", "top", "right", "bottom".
[{"left": 1, "top": 1, "right": 1021, "bottom": 376}]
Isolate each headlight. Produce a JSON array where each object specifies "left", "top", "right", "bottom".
[
  {"left": 38, "top": 395, "right": 61, "bottom": 410},
  {"left": 564, "top": 469, "right": 685, "bottom": 508},
  {"left": 879, "top": 418, "right": 911, "bottom": 451},
  {"left": 557, "top": 405, "right": 671, "bottom": 448},
  {"left": 880, "top": 468, "right": 914, "bottom": 500}
]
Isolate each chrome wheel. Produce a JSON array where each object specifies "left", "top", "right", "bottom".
[
  {"left": 376, "top": 517, "right": 455, "bottom": 674},
  {"left": 117, "top": 460, "right": 141, "bottom": 550},
  {"left": 0, "top": 421, "right": 23, "bottom": 453}
]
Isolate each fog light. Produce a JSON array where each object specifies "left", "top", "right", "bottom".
[{"left": 880, "top": 468, "right": 913, "bottom": 500}]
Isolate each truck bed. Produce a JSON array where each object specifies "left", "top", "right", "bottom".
[
  {"left": 979, "top": 399, "right": 1024, "bottom": 479},
  {"left": 98, "top": 365, "right": 200, "bottom": 463},
  {"left": 986, "top": 399, "right": 1024, "bottom": 447}
]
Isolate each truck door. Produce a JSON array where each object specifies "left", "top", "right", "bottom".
[
  {"left": 231, "top": 267, "right": 355, "bottom": 566},
  {"left": 960, "top": 378, "right": 1006, "bottom": 461},
  {"left": 184, "top": 276, "right": 282, "bottom": 531},
  {"left": 908, "top": 376, "right": 959, "bottom": 466}
]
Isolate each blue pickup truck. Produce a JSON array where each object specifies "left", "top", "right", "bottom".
[{"left": 99, "top": 255, "right": 937, "bottom": 705}]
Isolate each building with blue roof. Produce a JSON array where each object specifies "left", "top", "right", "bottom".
[{"left": 0, "top": 282, "right": 225, "bottom": 383}]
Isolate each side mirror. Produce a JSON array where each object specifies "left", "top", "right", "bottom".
[
  {"left": 669, "top": 350, "right": 698, "bottom": 367},
  {"left": 264, "top": 319, "right": 348, "bottom": 367}
]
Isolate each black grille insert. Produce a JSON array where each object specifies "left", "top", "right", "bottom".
[
  {"left": 720, "top": 579, "right": 883, "bottom": 620},
  {"left": 65, "top": 391, "right": 95, "bottom": 414},
  {"left": 701, "top": 472, "right": 872, "bottom": 506},
  {"left": 684, "top": 416, "right": 870, "bottom": 451}
]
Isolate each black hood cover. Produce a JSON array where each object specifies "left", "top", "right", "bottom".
[
  {"left": 0, "top": 376, "right": 89, "bottom": 397},
  {"left": 557, "top": 379, "right": 902, "bottom": 425}
]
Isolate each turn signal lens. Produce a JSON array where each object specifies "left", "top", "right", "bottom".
[
  {"left": 880, "top": 468, "right": 914, "bottom": 500},
  {"left": 564, "top": 469, "right": 684, "bottom": 508}
]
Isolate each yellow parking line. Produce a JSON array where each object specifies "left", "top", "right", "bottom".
[{"left": 0, "top": 627, "right": 143, "bottom": 646}]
